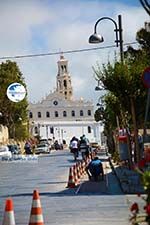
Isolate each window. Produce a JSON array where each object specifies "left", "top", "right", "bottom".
[
  {"left": 63, "top": 111, "right": 67, "bottom": 117},
  {"left": 88, "top": 126, "right": 91, "bottom": 133},
  {"left": 71, "top": 110, "right": 75, "bottom": 117},
  {"left": 88, "top": 110, "right": 91, "bottom": 116},
  {"left": 55, "top": 111, "right": 59, "bottom": 117},
  {"left": 29, "top": 112, "right": 33, "bottom": 118},
  {"left": 65, "top": 91, "right": 67, "bottom": 99},
  {"left": 80, "top": 110, "right": 84, "bottom": 116},
  {"left": 35, "top": 127, "right": 38, "bottom": 134},
  {"left": 64, "top": 80, "right": 67, "bottom": 88},
  {"left": 38, "top": 112, "right": 41, "bottom": 118},
  {"left": 50, "top": 127, "right": 54, "bottom": 134},
  {"left": 64, "top": 65, "right": 67, "bottom": 72},
  {"left": 46, "top": 111, "right": 50, "bottom": 118}
]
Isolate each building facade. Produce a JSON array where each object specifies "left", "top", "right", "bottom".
[{"left": 28, "top": 55, "right": 102, "bottom": 145}]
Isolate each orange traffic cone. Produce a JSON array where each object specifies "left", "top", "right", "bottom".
[
  {"left": 73, "top": 165, "right": 79, "bottom": 185},
  {"left": 76, "top": 162, "right": 81, "bottom": 179},
  {"left": 67, "top": 167, "right": 76, "bottom": 188},
  {"left": 2, "top": 198, "right": 15, "bottom": 225},
  {"left": 29, "top": 189, "right": 44, "bottom": 225}
]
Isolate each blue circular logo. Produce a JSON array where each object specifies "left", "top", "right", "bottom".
[{"left": 7, "top": 82, "right": 26, "bottom": 102}]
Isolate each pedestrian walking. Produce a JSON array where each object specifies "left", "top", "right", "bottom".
[
  {"left": 70, "top": 136, "right": 79, "bottom": 161},
  {"left": 79, "top": 134, "right": 90, "bottom": 160}
]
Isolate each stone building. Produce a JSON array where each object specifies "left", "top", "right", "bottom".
[{"left": 28, "top": 55, "right": 102, "bottom": 145}]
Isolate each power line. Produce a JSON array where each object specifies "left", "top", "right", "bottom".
[{"left": 0, "top": 41, "right": 138, "bottom": 60}]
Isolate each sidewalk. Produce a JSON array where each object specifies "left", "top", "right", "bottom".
[
  {"left": 76, "top": 160, "right": 123, "bottom": 195},
  {"left": 110, "top": 159, "right": 145, "bottom": 194}
]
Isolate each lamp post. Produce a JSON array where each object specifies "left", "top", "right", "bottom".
[
  {"left": 139, "top": 0, "right": 150, "bottom": 16},
  {"left": 89, "top": 15, "right": 124, "bottom": 63},
  {"left": 89, "top": 16, "right": 136, "bottom": 164}
]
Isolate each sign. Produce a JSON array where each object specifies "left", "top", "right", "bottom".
[
  {"left": 7, "top": 82, "right": 26, "bottom": 102},
  {"left": 142, "top": 67, "right": 150, "bottom": 88}
]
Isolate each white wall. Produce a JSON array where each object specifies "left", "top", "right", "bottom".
[{"left": 36, "top": 122, "right": 102, "bottom": 145}]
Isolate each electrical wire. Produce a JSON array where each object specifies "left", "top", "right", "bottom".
[{"left": 0, "top": 41, "right": 138, "bottom": 60}]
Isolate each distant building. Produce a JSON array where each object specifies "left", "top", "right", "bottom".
[{"left": 28, "top": 55, "right": 102, "bottom": 144}]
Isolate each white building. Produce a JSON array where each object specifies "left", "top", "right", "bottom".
[{"left": 29, "top": 55, "right": 102, "bottom": 145}]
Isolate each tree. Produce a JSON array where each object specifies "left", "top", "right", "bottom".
[
  {"left": 93, "top": 50, "right": 148, "bottom": 163},
  {"left": 0, "top": 60, "right": 29, "bottom": 140}
]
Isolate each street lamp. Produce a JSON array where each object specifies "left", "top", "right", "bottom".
[
  {"left": 139, "top": 0, "right": 150, "bottom": 16},
  {"left": 89, "top": 15, "right": 124, "bottom": 62},
  {"left": 95, "top": 80, "right": 105, "bottom": 91}
]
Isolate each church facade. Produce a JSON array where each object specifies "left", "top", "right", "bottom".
[{"left": 28, "top": 55, "right": 102, "bottom": 145}]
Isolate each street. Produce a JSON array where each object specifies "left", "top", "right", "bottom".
[{"left": 0, "top": 149, "right": 133, "bottom": 224}]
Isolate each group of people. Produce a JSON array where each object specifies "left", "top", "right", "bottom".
[
  {"left": 69, "top": 134, "right": 90, "bottom": 161},
  {"left": 70, "top": 134, "right": 104, "bottom": 181}
]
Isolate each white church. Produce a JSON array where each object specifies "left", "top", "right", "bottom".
[{"left": 28, "top": 55, "right": 102, "bottom": 145}]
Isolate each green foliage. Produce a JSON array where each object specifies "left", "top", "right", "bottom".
[
  {"left": 136, "top": 28, "right": 150, "bottom": 56},
  {"left": 112, "top": 150, "right": 120, "bottom": 163},
  {"left": 142, "top": 171, "right": 150, "bottom": 193},
  {"left": 0, "top": 60, "right": 29, "bottom": 140}
]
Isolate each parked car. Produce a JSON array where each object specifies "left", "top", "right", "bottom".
[
  {"left": 90, "top": 142, "right": 100, "bottom": 149},
  {"left": 0, "top": 145, "right": 12, "bottom": 159},
  {"left": 7, "top": 144, "right": 21, "bottom": 154},
  {"left": 34, "top": 143, "right": 50, "bottom": 154},
  {"left": 39, "top": 139, "right": 49, "bottom": 145}
]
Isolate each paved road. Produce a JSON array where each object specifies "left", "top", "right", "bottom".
[{"left": 0, "top": 150, "right": 135, "bottom": 224}]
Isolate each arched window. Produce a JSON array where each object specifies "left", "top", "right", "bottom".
[
  {"left": 71, "top": 110, "right": 75, "bottom": 117},
  {"left": 88, "top": 110, "right": 91, "bottom": 116},
  {"left": 64, "top": 80, "right": 67, "bottom": 88},
  {"left": 64, "top": 65, "right": 67, "bottom": 72},
  {"left": 55, "top": 111, "right": 59, "bottom": 117},
  {"left": 63, "top": 111, "right": 67, "bottom": 117},
  {"left": 80, "top": 110, "right": 84, "bottom": 116},
  {"left": 88, "top": 126, "right": 91, "bottom": 133},
  {"left": 46, "top": 111, "right": 50, "bottom": 118},
  {"left": 29, "top": 112, "right": 33, "bottom": 118},
  {"left": 38, "top": 112, "right": 41, "bottom": 118}
]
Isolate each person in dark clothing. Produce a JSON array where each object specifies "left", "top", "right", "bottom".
[
  {"left": 79, "top": 135, "right": 90, "bottom": 160},
  {"left": 86, "top": 157, "right": 104, "bottom": 181},
  {"left": 24, "top": 141, "right": 32, "bottom": 154}
]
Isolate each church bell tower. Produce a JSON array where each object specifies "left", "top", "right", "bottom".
[{"left": 56, "top": 54, "right": 73, "bottom": 100}]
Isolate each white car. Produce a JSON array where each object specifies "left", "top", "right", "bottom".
[
  {"left": 0, "top": 145, "right": 12, "bottom": 159},
  {"left": 35, "top": 143, "right": 50, "bottom": 154}
]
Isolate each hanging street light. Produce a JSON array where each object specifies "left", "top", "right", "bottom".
[{"left": 89, "top": 15, "right": 124, "bottom": 63}]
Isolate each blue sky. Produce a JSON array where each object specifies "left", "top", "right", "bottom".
[{"left": 0, "top": 0, "right": 149, "bottom": 105}]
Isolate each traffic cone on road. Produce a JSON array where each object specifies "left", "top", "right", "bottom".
[
  {"left": 2, "top": 198, "right": 16, "bottom": 225},
  {"left": 29, "top": 189, "right": 44, "bottom": 225},
  {"left": 73, "top": 165, "right": 79, "bottom": 185},
  {"left": 67, "top": 167, "right": 76, "bottom": 188},
  {"left": 76, "top": 162, "right": 81, "bottom": 179}
]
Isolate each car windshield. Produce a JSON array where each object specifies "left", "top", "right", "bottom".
[{"left": 37, "top": 144, "right": 47, "bottom": 148}]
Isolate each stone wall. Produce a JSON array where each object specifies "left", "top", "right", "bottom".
[{"left": 0, "top": 125, "right": 9, "bottom": 144}]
